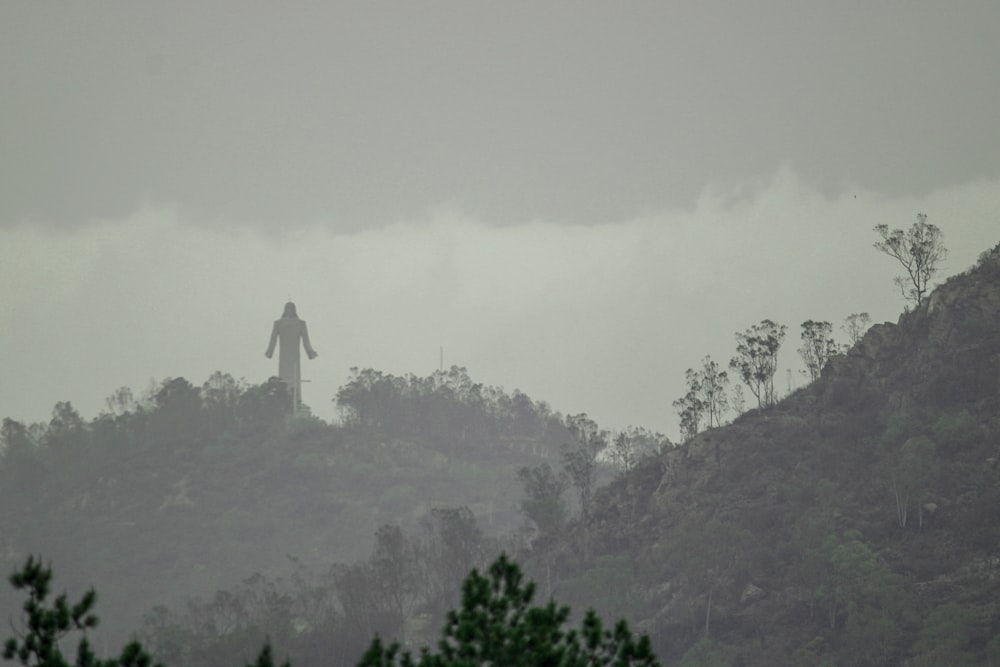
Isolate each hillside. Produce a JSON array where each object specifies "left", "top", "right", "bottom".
[
  {"left": 558, "top": 243, "right": 1000, "bottom": 665},
  {"left": 0, "top": 367, "right": 598, "bottom": 652},
  {"left": 3, "top": 245, "right": 1000, "bottom": 667}
]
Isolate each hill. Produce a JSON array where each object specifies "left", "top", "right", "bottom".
[
  {"left": 555, "top": 242, "right": 1000, "bottom": 665},
  {"left": 0, "top": 366, "right": 613, "bottom": 655},
  {"left": 3, "top": 243, "right": 1000, "bottom": 666}
]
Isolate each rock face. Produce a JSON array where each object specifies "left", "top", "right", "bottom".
[
  {"left": 903, "top": 267, "right": 1000, "bottom": 408},
  {"left": 825, "top": 259, "right": 1000, "bottom": 413}
]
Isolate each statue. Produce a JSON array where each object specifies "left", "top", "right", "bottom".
[{"left": 265, "top": 301, "right": 318, "bottom": 408}]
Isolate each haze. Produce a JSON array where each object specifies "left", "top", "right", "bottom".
[{"left": 2, "top": 3, "right": 999, "bottom": 437}]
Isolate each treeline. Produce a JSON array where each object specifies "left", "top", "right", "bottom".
[
  {"left": 0, "top": 365, "right": 559, "bottom": 486},
  {"left": 668, "top": 213, "right": 957, "bottom": 443},
  {"left": 671, "top": 314, "right": 870, "bottom": 443},
  {"left": 0, "top": 373, "right": 295, "bottom": 526},
  {"left": 335, "top": 366, "right": 558, "bottom": 444},
  {"left": 2, "top": 372, "right": 294, "bottom": 464},
  {"left": 0, "top": 365, "right": 666, "bottom": 503}
]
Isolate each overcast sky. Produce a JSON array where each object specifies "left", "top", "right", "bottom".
[{"left": 2, "top": 3, "right": 998, "bottom": 439}]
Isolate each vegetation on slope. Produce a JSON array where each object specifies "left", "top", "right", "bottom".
[
  {"left": 544, "top": 243, "right": 1000, "bottom": 665},
  {"left": 0, "top": 367, "right": 598, "bottom": 654},
  {"left": 4, "top": 242, "right": 1000, "bottom": 666}
]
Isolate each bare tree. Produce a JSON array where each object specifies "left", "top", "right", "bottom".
[{"left": 873, "top": 214, "right": 947, "bottom": 306}]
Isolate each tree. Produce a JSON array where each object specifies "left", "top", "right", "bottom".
[
  {"left": 910, "top": 603, "right": 984, "bottom": 667},
  {"left": 369, "top": 525, "right": 420, "bottom": 644},
  {"left": 873, "top": 213, "right": 947, "bottom": 306},
  {"left": 244, "top": 645, "right": 290, "bottom": 667},
  {"left": 798, "top": 320, "right": 838, "bottom": 382},
  {"left": 103, "top": 387, "right": 136, "bottom": 418},
  {"left": 334, "top": 562, "right": 383, "bottom": 642},
  {"left": 357, "top": 553, "right": 660, "bottom": 667},
  {"left": 668, "top": 519, "right": 754, "bottom": 639},
  {"left": 728, "top": 384, "right": 746, "bottom": 417},
  {"left": 556, "top": 414, "right": 607, "bottom": 562},
  {"left": 1, "top": 417, "right": 32, "bottom": 455},
  {"left": 3, "top": 556, "right": 161, "bottom": 667},
  {"left": 516, "top": 463, "right": 568, "bottom": 542},
  {"left": 729, "top": 320, "right": 787, "bottom": 408},
  {"left": 149, "top": 377, "right": 205, "bottom": 444},
  {"left": 236, "top": 378, "right": 293, "bottom": 432},
  {"left": 201, "top": 372, "right": 245, "bottom": 434},
  {"left": 887, "top": 436, "right": 937, "bottom": 528},
  {"left": 44, "top": 402, "right": 86, "bottom": 451},
  {"left": 335, "top": 368, "right": 402, "bottom": 431},
  {"left": 814, "top": 530, "right": 902, "bottom": 631},
  {"left": 332, "top": 525, "right": 422, "bottom": 647},
  {"left": 672, "top": 370, "right": 704, "bottom": 443},
  {"left": 673, "top": 358, "right": 729, "bottom": 442},
  {"left": 560, "top": 413, "right": 606, "bottom": 522},
  {"left": 1, "top": 418, "right": 45, "bottom": 494},
  {"left": 4, "top": 556, "right": 282, "bottom": 667},
  {"left": 609, "top": 427, "right": 668, "bottom": 475},
  {"left": 418, "top": 507, "right": 485, "bottom": 619},
  {"left": 841, "top": 312, "right": 871, "bottom": 348},
  {"left": 697, "top": 356, "right": 729, "bottom": 429}
]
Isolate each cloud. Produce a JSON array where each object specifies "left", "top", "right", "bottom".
[
  {"left": 2, "top": 168, "right": 997, "bottom": 438},
  {"left": 3, "top": 4, "right": 999, "bottom": 229}
]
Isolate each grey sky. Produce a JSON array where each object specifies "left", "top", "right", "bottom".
[
  {"left": 3, "top": 3, "right": 999, "bottom": 228},
  {"left": 2, "top": 3, "right": 999, "bottom": 439}
]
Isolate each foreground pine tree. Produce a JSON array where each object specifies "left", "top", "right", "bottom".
[
  {"left": 3, "top": 557, "right": 284, "bottom": 667},
  {"left": 2, "top": 556, "right": 160, "bottom": 667},
  {"left": 357, "top": 553, "right": 660, "bottom": 667}
]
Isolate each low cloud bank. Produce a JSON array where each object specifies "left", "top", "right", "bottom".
[{"left": 2, "top": 168, "right": 997, "bottom": 436}]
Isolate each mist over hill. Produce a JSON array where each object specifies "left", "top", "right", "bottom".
[
  {"left": 3, "top": 243, "right": 1000, "bottom": 666},
  {"left": 0, "top": 368, "right": 615, "bottom": 648}
]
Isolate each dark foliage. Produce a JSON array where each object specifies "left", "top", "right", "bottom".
[
  {"left": 3, "top": 556, "right": 161, "bottom": 667},
  {"left": 357, "top": 553, "right": 659, "bottom": 667}
]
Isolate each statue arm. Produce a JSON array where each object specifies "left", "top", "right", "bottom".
[
  {"left": 302, "top": 321, "right": 318, "bottom": 359},
  {"left": 265, "top": 321, "right": 278, "bottom": 358}
]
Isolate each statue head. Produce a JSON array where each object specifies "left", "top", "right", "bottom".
[{"left": 282, "top": 301, "right": 298, "bottom": 318}]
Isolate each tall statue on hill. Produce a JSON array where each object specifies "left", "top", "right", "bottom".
[{"left": 265, "top": 301, "right": 318, "bottom": 409}]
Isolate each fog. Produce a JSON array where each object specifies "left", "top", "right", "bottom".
[
  {"left": 4, "top": 5, "right": 1000, "bottom": 665},
  {"left": 4, "top": 3, "right": 999, "bottom": 436},
  {"left": 2, "top": 169, "right": 998, "bottom": 438}
]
